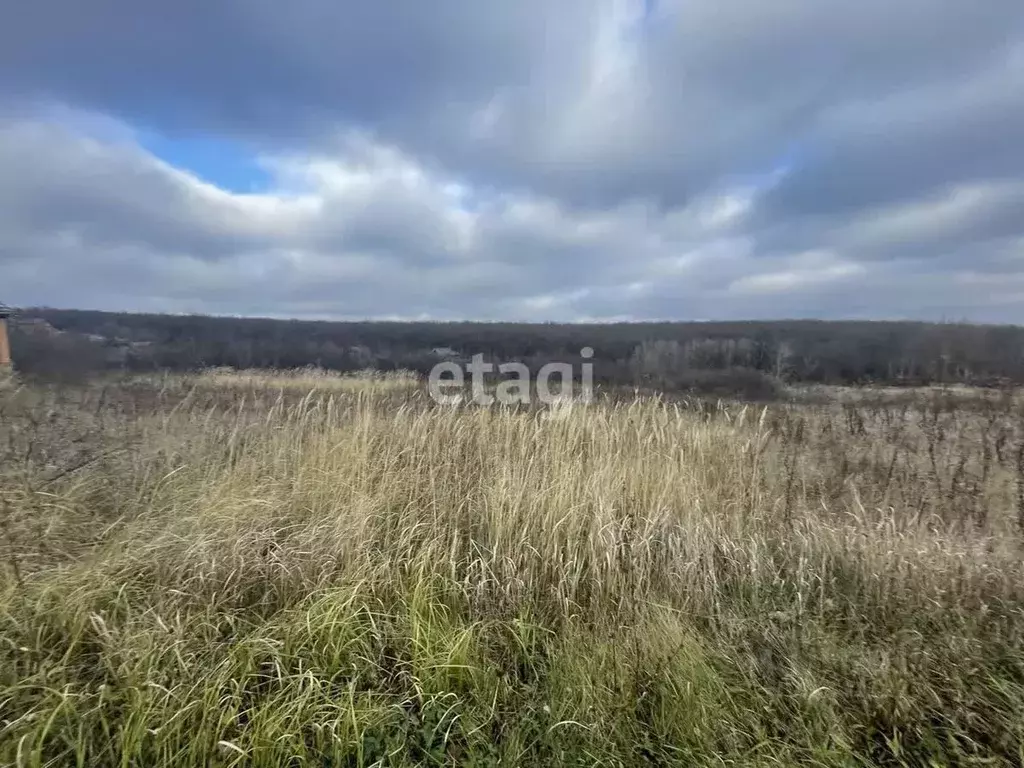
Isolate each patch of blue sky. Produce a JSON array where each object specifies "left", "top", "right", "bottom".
[{"left": 136, "top": 130, "right": 273, "bottom": 193}]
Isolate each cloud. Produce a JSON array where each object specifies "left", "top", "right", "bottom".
[{"left": 1, "top": 2, "right": 1023, "bottom": 322}]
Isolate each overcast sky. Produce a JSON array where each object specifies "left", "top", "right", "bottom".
[{"left": 2, "top": 1, "right": 1023, "bottom": 322}]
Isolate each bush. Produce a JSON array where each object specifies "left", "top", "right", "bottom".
[
  {"left": 8, "top": 326, "right": 109, "bottom": 383},
  {"left": 673, "top": 367, "right": 785, "bottom": 401}
]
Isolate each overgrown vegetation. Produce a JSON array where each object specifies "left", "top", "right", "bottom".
[{"left": 2, "top": 372, "right": 1024, "bottom": 765}]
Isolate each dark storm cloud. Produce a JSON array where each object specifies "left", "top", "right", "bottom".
[
  {"left": 762, "top": 49, "right": 1024, "bottom": 219},
  {"left": 0, "top": 0, "right": 590, "bottom": 143}
]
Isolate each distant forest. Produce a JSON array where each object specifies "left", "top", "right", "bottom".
[{"left": 9, "top": 307, "right": 1024, "bottom": 394}]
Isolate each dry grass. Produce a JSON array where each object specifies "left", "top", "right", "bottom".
[
  {"left": 1, "top": 374, "right": 1024, "bottom": 765},
  {"left": 193, "top": 366, "right": 422, "bottom": 394}
]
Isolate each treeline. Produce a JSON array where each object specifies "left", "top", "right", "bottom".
[{"left": 10, "top": 307, "right": 1024, "bottom": 390}]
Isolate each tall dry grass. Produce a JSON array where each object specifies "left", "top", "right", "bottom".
[
  {"left": 1, "top": 374, "right": 1024, "bottom": 765},
  {"left": 192, "top": 366, "right": 422, "bottom": 394}
]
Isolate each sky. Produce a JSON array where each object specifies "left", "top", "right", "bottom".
[{"left": 1, "top": 1, "right": 1023, "bottom": 323}]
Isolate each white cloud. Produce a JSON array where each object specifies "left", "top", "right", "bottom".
[
  {"left": 728, "top": 253, "right": 865, "bottom": 296},
  {"left": 1, "top": 2, "right": 1023, "bottom": 322}
]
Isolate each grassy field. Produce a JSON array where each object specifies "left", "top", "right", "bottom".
[{"left": 2, "top": 372, "right": 1024, "bottom": 766}]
